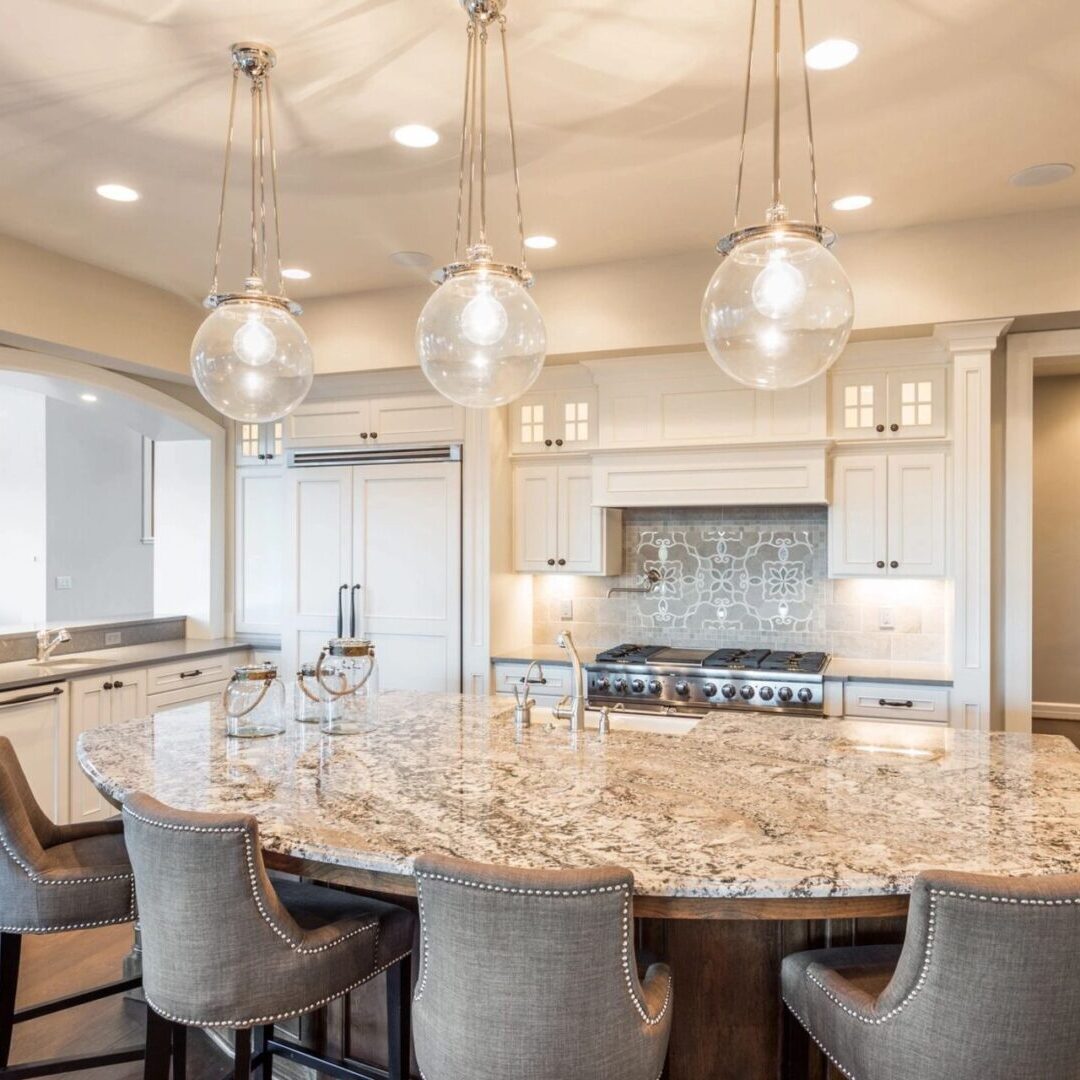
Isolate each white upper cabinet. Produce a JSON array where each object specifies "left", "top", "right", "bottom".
[
  {"left": 236, "top": 421, "right": 284, "bottom": 465},
  {"left": 285, "top": 393, "right": 464, "bottom": 449},
  {"left": 510, "top": 388, "right": 599, "bottom": 455},
  {"left": 831, "top": 365, "right": 948, "bottom": 441},
  {"left": 234, "top": 465, "right": 285, "bottom": 636},
  {"left": 513, "top": 463, "right": 621, "bottom": 575},
  {"left": 829, "top": 451, "right": 947, "bottom": 577}
]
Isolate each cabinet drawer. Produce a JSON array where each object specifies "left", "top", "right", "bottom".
[
  {"left": 492, "top": 662, "right": 572, "bottom": 700},
  {"left": 145, "top": 650, "right": 252, "bottom": 695},
  {"left": 148, "top": 680, "right": 231, "bottom": 712},
  {"left": 844, "top": 682, "right": 949, "bottom": 723}
]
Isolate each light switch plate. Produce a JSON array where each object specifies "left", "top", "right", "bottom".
[
  {"left": 55, "top": 576, "right": 72, "bottom": 590},
  {"left": 559, "top": 598, "right": 574, "bottom": 621},
  {"left": 878, "top": 607, "right": 895, "bottom": 630},
  {"left": 104, "top": 632, "right": 122, "bottom": 646}
]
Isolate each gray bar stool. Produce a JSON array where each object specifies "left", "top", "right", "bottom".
[
  {"left": 122, "top": 792, "right": 415, "bottom": 1080},
  {"left": 412, "top": 853, "right": 672, "bottom": 1080},
  {"left": 0, "top": 734, "right": 142, "bottom": 1077},
  {"left": 782, "top": 869, "right": 1080, "bottom": 1080}
]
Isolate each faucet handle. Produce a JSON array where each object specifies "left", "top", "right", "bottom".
[{"left": 57, "top": 628, "right": 71, "bottom": 643}]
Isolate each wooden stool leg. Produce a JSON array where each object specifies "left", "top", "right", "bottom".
[
  {"left": 144, "top": 1008, "right": 172, "bottom": 1080},
  {"left": 385, "top": 956, "right": 412, "bottom": 1080},
  {"left": 258, "top": 1024, "right": 274, "bottom": 1079},
  {"left": 0, "top": 933, "right": 21, "bottom": 1070},
  {"left": 172, "top": 1021, "right": 188, "bottom": 1080},
  {"left": 234, "top": 1027, "right": 253, "bottom": 1079}
]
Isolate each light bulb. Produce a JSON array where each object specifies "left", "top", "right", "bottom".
[
  {"left": 751, "top": 253, "right": 807, "bottom": 319},
  {"left": 233, "top": 315, "right": 278, "bottom": 366},
  {"left": 460, "top": 288, "right": 509, "bottom": 346}
]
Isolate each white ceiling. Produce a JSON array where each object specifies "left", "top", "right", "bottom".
[{"left": 0, "top": 0, "right": 1078, "bottom": 302}]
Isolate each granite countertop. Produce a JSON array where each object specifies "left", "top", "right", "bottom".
[
  {"left": 78, "top": 691, "right": 1079, "bottom": 900},
  {"left": 0, "top": 639, "right": 257, "bottom": 693},
  {"left": 491, "top": 646, "right": 952, "bottom": 686}
]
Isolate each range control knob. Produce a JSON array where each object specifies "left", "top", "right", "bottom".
[
  {"left": 703, "top": 682, "right": 718, "bottom": 698},
  {"left": 777, "top": 686, "right": 794, "bottom": 702},
  {"left": 797, "top": 687, "right": 814, "bottom": 703},
  {"left": 595, "top": 677, "right": 610, "bottom": 692},
  {"left": 648, "top": 679, "right": 663, "bottom": 695},
  {"left": 759, "top": 686, "right": 775, "bottom": 702},
  {"left": 721, "top": 683, "right": 738, "bottom": 699},
  {"left": 631, "top": 678, "right": 645, "bottom": 693},
  {"left": 613, "top": 677, "right": 627, "bottom": 692},
  {"left": 740, "top": 684, "right": 756, "bottom": 700},
  {"left": 674, "top": 680, "right": 690, "bottom": 696}
]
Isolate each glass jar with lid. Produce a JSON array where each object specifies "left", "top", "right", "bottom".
[
  {"left": 295, "top": 661, "right": 346, "bottom": 724},
  {"left": 223, "top": 662, "right": 286, "bottom": 738},
  {"left": 316, "top": 639, "right": 378, "bottom": 735}
]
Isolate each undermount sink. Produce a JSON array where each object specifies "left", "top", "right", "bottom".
[
  {"left": 31, "top": 657, "right": 100, "bottom": 669},
  {"left": 528, "top": 706, "right": 701, "bottom": 737}
]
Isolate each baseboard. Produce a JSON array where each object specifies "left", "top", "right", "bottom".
[{"left": 1031, "top": 701, "right": 1080, "bottom": 721}]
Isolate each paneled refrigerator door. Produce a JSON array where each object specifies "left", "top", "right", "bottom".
[
  {"left": 282, "top": 466, "right": 354, "bottom": 677},
  {"left": 351, "top": 462, "right": 462, "bottom": 692}
]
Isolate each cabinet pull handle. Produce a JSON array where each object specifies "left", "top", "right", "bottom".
[
  {"left": 875, "top": 424, "right": 885, "bottom": 433},
  {"left": 879, "top": 698, "right": 914, "bottom": 708},
  {"left": 103, "top": 682, "right": 113, "bottom": 691},
  {"left": 890, "top": 561, "right": 899, "bottom": 569},
  {"left": 876, "top": 560, "right": 886, "bottom": 569},
  {"left": 0, "top": 687, "right": 63, "bottom": 709},
  {"left": 517, "top": 675, "right": 548, "bottom": 686},
  {"left": 179, "top": 670, "right": 203, "bottom": 680},
  {"left": 890, "top": 423, "right": 900, "bottom": 432},
  {"left": 547, "top": 559, "right": 556, "bottom": 566}
]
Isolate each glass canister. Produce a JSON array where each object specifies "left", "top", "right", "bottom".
[
  {"left": 223, "top": 662, "right": 286, "bottom": 738},
  {"left": 317, "top": 639, "right": 378, "bottom": 735},
  {"left": 295, "top": 662, "right": 346, "bottom": 724}
]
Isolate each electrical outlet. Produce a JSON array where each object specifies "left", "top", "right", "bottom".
[
  {"left": 104, "top": 631, "right": 122, "bottom": 646},
  {"left": 559, "top": 598, "right": 574, "bottom": 621},
  {"left": 55, "top": 576, "right": 72, "bottom": 590},
  {"left": 878, "top": 607, "right": 895, "bottom": 630}
]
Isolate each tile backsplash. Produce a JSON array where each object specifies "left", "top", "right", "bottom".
[{"left": 532, "top": 507, "right": 947, "bottom": 662}]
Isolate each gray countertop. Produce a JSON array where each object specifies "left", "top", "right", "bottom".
[
  {"left": 491, "top": 645, "right": 952, "bottom": 687},
  {"left": 78, "top": 691, "right": 1079, "bottom": 900},
  {"left": 0, "top": 639, "right": 257, "bottom": 693}
]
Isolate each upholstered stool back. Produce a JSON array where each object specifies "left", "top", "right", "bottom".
[{"left": 412, "top": 853, "right": 672, "bottom": 1080}]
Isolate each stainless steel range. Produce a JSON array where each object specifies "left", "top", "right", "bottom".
[{"left": 585, "top": 644, "right": 830, "bottom": 715}]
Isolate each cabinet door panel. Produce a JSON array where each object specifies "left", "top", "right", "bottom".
[
  {"left": 831, "top": 372, "right": 887, "bottom": 439},
  {"left": 513, "top": 466, "right": 559, "bottom": 572},
  {"left": 510, "top": 393, "right": 556, "bottom": 454},
  {"left": 555, "top": 389, "right": 599, "bottom": 451},
  {"left": 888, "top": 368, "right": 947, "bottom": 439},
  {"left": 887, "top": 453, "right": 946, "bottom": 576},
  {"left": 368, "top": 395, "right": 464, "bottom": 445},
  {"left": 657, "top": 385, "right": 756, "bottom": 444},
  {"left": 235, "top": 467, "right": 284, "bottom": 634},
  {"left": 757, "top": 378, "right": 828, "bottom": 439},
  {"left": 285, "top": 400, "right": 368, "bottom": 447},
  {"left": 557, "top": 465, "right": 601, "bottom": 573},
  {"left": 829, "top": 456, "right": 888, "bottom": 576}
]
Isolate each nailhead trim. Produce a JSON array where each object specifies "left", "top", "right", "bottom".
[
  {"left": 0, "top": 868, "right": 135, "bottom": 933},
  {"left": 145, "top": 951, "right": 411, "bottom": 1028},
  {"left": 413, "top": 870, "right": 671, "bottom": 1026},
  {"left": 0, "top": 827, "right": 133, "bottom": 886},
  {"left": 783, "top": 998, "right": 857, "bottom": 1080},
  {"left": 123, "top": 805, "right": 378, "bottom": 955}
]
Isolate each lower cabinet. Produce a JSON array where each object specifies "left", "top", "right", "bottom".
[
  {"left": 69, "top": 669, "right": 147, "bottom": 823},
  {"left": 513, "top": 463, "right": 622, "bottom": 575}
]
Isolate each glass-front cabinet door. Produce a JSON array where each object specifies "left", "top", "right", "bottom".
[
  {"left": 887, "top": 368, "right": 947, "bottom": 439},
  {"left": 510, "top": 388, "right": 598, "bottom": 454},
  {"left": 830, "top": 372, "right": 887, "bottom": 439},
  {"left": 236, "top": 421, "right": 285, "bottom": 464}
]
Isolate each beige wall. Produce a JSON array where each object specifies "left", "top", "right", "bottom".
[
  {"left": 1032, "top": 374, "right": 1080, "bottom": 704},
  {"left": 304, "top": 206, "right": 1080, "bottom": 373},
  {"left": 0, "top": 232, "right": 201, "bottom": 378}
]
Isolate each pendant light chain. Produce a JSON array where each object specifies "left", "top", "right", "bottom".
[
  {"left": 731, "top": 0, "right": 758, "bottom": 230},
  {"left": 256, "top": 77, "right": 269, "bottom": 285},
  {"left": 263, "top": 72, "right": 286, "bottom": 297},
  {"left": 453, "top": 23, "right": 477, "bottom": 260},
  {"left": 771, "top": 0, "right": 782, "bottom": 211},
  {"left": 796, "top": 0, "right": 821, "bottom": 226},
  {"left": 248, "top": 77, "right": 260, "bottom": 282},
  {"left": 209, "top": 65, "right": 240, "bottom": 298},
  {"left": 499, "top": 16, "right": 528, "bottom": 270},
  {"left": 479, "top": 21, "right": 489, "bottom": 245}
]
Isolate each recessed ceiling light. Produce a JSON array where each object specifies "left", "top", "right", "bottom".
[
  {"left": 1009, "top": 162, "right": 1075, "bottom": 188},
  {"left": 95, "top": 183, "right": 140, "bottom": 202},
  {"left": 392, "top": 124, "right": 439, "bottom": 149},
  {"left": 525, "top": 235, "right": 558, "bottom": 250},
  {"left": 831, "top": 194, "right": 873, "bottom": 211},
  {"left": 281, "top": 267, "right": 311, "bottom": 280},
  {"left": 805, "top": 39, "right": 859, "bottom": 71},
  {"left": 79, "top": 393, "right": 98, "bottom": 403},
  {"left": 389, "top": 251, "right": 433, "bottom": 268}
]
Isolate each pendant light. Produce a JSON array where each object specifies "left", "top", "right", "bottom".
[
  {"left": 191, "top": 44, "right": 313, "bottom": 422},
  {"left": 701, "top": 0, "right": 854, "bottom": 390},
  {"left": 416, "top": 0, "right": 546, "bottom": 409}
]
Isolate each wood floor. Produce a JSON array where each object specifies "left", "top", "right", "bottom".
[{"left": 8, "top": 923, "right": 228, "bottom": 1078}]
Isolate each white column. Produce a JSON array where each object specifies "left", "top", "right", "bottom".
[{"left": 934, "top": 319, "right": 1011, "bottom": 730}]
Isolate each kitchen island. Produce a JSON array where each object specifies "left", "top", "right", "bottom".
[{"left": 78, "top": 692, "right": 1080, "bottom": 1079}]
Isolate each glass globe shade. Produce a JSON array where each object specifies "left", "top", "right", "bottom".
[
  {"left": 701, "top": 231, "right": 854, "bottom": 390},
  {"left": 416, "top": 268, "right": 546, "bottom": 408},
  {"left": 191, "top": 299, "right": 314, "bottom": 422}
]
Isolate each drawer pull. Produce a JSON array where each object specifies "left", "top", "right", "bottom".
[
  {"left": 179, "top": 669, "right": 204, "bottom": 679},
  {"left": 879, "top": 698, "right": 914, "bottom": 708},
  {"left": 517, "top": 675, "right": 548, "bottom": 686}
]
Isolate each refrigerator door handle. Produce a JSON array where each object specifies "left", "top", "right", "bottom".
[
  {"left": 350, "top": 584, "right": 362, "bottom": 637},
  {"left": 337, "top": 584, "right": 348, "bottom": 639}
]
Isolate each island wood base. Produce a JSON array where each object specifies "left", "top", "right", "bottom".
[{"left": 262, "top": 855, "right": 908, "bottom": 1080}]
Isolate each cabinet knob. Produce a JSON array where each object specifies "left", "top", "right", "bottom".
[
  {"left": 547, "top": 558, "right": 556, "bottom": 566},
  {"left": 370, "top": 432, "right": 378, "bottom": 440},
  {"left": 103, "top": 681, "right": 113, "bottom": 691},
  {"left": 555, "top": 439, "right": 564, "bottom": 447},
  {"left": 890, "top": 561, "right": 899, "bottom": 569},
  {"left": 360, "top": 432, "right": 369, "bottom": 439},
  {"left": 557, "top": 558, "right": 566, "bottom": 566},
  {"left": 876, "top": 561, "right": 886, "bottom": 569},
  {"left": 875, "top": 424, "right": 885, "bottom": 433},
  {"left": 544, "top": 439, "right": 553, "bottom": 447},
  {"left": 114, "top": 679, "right": 124, "bottom": 689},
  {"left": 890, "top": 423, "right": 900, "bottom": 432}
]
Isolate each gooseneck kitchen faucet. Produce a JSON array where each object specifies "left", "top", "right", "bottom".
[{"left": 553, "top": 630, "right": 586, "bottom": 731}]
